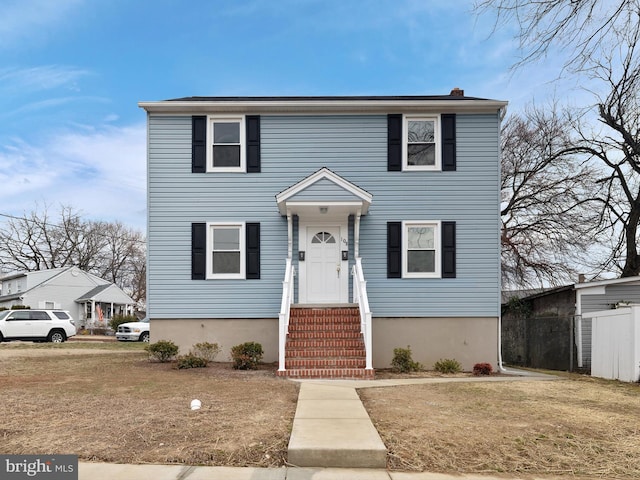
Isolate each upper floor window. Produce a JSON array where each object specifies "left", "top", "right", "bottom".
[
  {"left": 405, "top": 116, "right": 440, "bottom": 171},
  {"left": 208, "top": 117, "right": 245, "bottom": 172}
]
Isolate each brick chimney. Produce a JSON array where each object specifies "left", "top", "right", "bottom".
[
  {"left": 450, "top": 87, "right": 464, "bottom": 97},
  {"left": 578, "top": 274, "right": 586, "bottom": 283}
]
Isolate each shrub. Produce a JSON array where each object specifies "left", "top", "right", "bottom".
[
  {"left": 109, "top": 314, "right": 137, "bottom": 332},
  {"left": 11, "top": 305, "right": 30, "bottom": 310},
  {"left": 473, "top": 362, "right": 493, "bottom": 375},
  {"left": 176, "top": 353, "right": 208, "bottom": 369},
  {"left": 391, "top": 346, "right": 422, "bottom": 373},
  {"left": 145, "top": 340, "right": 179, "bottom": 363},
  {"left": 434, "top": 358, "right": 462, "bottom": 374},
  {"left": 230, "top": 341, "right": 264, "bottom": 370},
  {"left": 192, "top": 342, "right": 221, "bottom": 363}
]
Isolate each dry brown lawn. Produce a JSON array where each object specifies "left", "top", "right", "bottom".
[
  {"left": 0, "top": 342, "right": 298, "bottom": 467},
  {"left": 3, "top": 342, "right": 640, "bottom": 477},
  {"left": 360, "top": 374, "right": 640, "bottom": 478}
]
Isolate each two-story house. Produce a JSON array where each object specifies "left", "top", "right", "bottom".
[{"left": 139, "top": 90, "right": 507, "bottom": 378}]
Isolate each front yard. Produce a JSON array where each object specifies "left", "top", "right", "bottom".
[{"left": 1, "top": 342, "right": 639, "bottom": 477}]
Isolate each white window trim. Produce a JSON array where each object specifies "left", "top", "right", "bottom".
[
  {"left": 402, "top": 220, "right": 441, "bottom": 278},
  {"left": 403, "top": 115, "right": 441, "bottom": 171},
  {"left": 206, "top": 115, "right": 245, "bottom": 173},
  {"left": 206, "top": 222, "right": 246, "bottom": 279}
]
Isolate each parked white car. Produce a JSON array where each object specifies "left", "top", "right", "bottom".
[
  {"left": 0, "top": 309, "right": 77, "bottom": 343},
  {"left": 116, "top": 318, "right": 150, "bottom": 342}
]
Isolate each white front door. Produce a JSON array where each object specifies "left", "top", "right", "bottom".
[{"left": 306, "top": 226, "right": 342, "bottom": 303}]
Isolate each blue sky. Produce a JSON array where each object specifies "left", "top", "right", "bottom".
[{"left": 0, "top": 0, "right": 578, "bottom": 232}]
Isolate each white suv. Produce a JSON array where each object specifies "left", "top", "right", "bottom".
[{"left": 0, "top": 309, "right": 77, "bottom": 343}]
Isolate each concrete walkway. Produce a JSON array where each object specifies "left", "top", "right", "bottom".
[
  {"left": 78, "top": 463, "right": 577, "bottom": 479},
  {"left": 288, "top": 382, "right": 387, "bottom": 468},
  {"left": 79, "top": 369, "right": 561, "bottom": 480}
]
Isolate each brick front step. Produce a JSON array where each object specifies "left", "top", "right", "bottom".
[
  {"left": 276, "top": 368, "right": 375, "bottom": 379},
  {"left": 285, "top": 348, "right": 366, "bottom": 358},
  {"left": 290, "top": 307, "right": 360, "bottom": 316},
  {"left": 288, "top": 322, "right": 361, "bottom": 332},
  {"left": 285, "top": 358, "right": 366, "bottom": 369},
  {"left": 281, "top": 306, "right": 373, "bottom": 380},
  {"left": 286, "top": 339, "right": 365, "bottom": 349},
  {"left": 289, "top": 317, "right": 361, "bottom": 325},
  {"left": 287, "top": 330, "right": 363, "bottom": 340}
]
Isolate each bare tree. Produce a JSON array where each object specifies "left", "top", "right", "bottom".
[
  {"left": 478, "top": 0, "right": 640, "bottom": 280},
  {"left": 566, "top": 24, "right": 640, "bottom": 277},
  {"left": 96, "top": 221, "right": 147, "bottom": 305},
  {"left": 475, "top": 0, "right": 639, "bottom": 72},
  {"left": 500, "top": 105, "right": 601, "bottom": 287},
  {"left": 0, "top": 205, "right": 100, "bottom": 271}
]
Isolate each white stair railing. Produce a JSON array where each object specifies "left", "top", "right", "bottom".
[
  {"left": 278, "top": 258, "right": 295, "bottom": 372},
  {"left": 352, "top": 257, "right": 373, "bottom": 371}
]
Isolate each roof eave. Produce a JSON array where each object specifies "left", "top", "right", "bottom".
[{"left": 138, "top": 99, "right": 508, "bottom": 115}]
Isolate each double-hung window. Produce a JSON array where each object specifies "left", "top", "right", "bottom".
[
  {"left": 405, "top": 116, "right": 440, "bottom": 170},
  {"left": 403, "top": 221, "right": 441, "bottom": 278},
  {"left": 207, "top": 223, "right": 245, "bottom": 279},
  {"left": 208, "top": 117, "right": 245, "bottom": 172}
]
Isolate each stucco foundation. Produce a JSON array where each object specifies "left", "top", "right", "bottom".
[
  {"left": 151, "top": 318, "right": 279, "bottom": 362},
  {"left": 373, "top": 317, "right": 499, "bottom": 371},
  {"left": 151, "top": 316, "right": 499, "bottom": 371}
]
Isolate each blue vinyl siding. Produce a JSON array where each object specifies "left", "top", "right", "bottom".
[
  {"left": 147, "top": 114, "right": 500, "bottom": 318},
  {"left": 288, "top": 178, "right": 363, "bottom": 202}
]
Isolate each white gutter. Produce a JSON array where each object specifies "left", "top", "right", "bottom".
[{"left": 138, "top": 99, "right": 508, "bottom": 115}]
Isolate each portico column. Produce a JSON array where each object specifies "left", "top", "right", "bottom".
[
  {"left": 354, "top": 210, "right": 362, "bottom": 258},
  {"left": 287, "top": 213, "right": 293, "bottom": 259}
]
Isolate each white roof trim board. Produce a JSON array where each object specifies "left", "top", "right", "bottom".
[
  {"left": 139, "top": 95, "right": 508, "bottom": 115},
  {"left": 276, "top": 168, "right": 372, "bottom": 216}
]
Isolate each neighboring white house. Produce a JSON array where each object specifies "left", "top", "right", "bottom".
[{"left": 0, "top": 266, "right": 135, "bottom": 328}]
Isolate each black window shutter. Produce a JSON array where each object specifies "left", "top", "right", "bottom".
[
  {"left": 387, "top": 114, "right": 402, "bottom": 171},
  {"left": 246, "top": 116, "right": 261, "bottom": 173},
  {"left": 192, "top": 116, "right": 207, "bottom": 173},
  {"left": 441, "top": 114, "right": 456, "bottom": 171},
  {"left": 442, "top": 221, "right": 456, "bottom": 278},
  {"left": 246, "top": 222, "right": 260, "bottom": 279},
  {"left": 387, "top": 222, "right": 402, "bottom": 278},
  {"left": 192, "top": 223, "right": 207, "bottom": 280}
]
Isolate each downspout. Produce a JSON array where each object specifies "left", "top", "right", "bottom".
[{"left": 575, "top": 288, "right": 583, "bottom": 368}]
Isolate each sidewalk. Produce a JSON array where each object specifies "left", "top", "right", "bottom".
[{"left": 78, "top": 463, "right": 581, "bottom": 480}]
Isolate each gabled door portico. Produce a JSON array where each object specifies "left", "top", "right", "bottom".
[{"left": 276, "top": 168, "right": 372, "bottom": 304}]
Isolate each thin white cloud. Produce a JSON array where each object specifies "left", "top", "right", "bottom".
[
  {"left": 0, "top": 0, "right": 85, "bottom": 50},
  {"left": 0, "top": 123, "right": 147, "bottom": 230},
  {"left": 0, "top": 95, "right": 109, "bottom": 119},
  {"left": 0, "top": 65, "right": 91, "bottom": 93}
]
